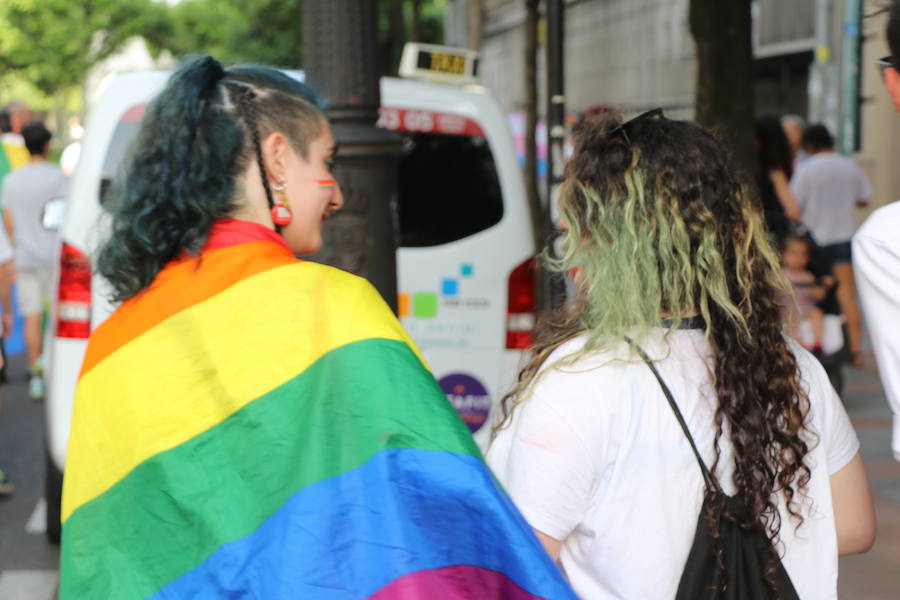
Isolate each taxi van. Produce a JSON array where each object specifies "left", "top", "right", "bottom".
[{"left": 42, "top": 44, "right": 536, "bottom": 540}]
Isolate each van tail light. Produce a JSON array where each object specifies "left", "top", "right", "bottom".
[
  {"left": 56, "top": 243, "right": 92, "bottom": 339},
  {"left": 506, "top": 257, "right": 537, "bottom": 349}
]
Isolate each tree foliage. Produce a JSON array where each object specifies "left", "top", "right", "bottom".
[
  {"left": 0, "top": 0, "right": 167, "bottom": 95},
  {"left": 377, "top": 0, "right": 446, "bottom": 76},
  {"left": 0, "top": 0, "right": 448, "bottom": 103},
  {"left": 158, "top": 0, "right": 302, "bottom": 67}
]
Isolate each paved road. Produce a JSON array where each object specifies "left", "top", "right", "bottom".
[
  {"left": 837, "top": 352, "right": 900, "bottom": 598},
  {"left": 0, "top": 348, "right": 898, "bottom": 599},
  {"left": 0, "top": 355, "right": 59, "bottom": 600}
]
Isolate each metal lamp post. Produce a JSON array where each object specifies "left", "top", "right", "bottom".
[
  {"left": 302, "top": 0, "right": 402, "bottom": 313},
  {"left": 542, "top": 0, "right": 566, "bottom": 310}
]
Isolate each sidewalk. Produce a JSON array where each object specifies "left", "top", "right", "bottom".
[{"left": 837, "top": 354, "right": 900, "bottom": 598}]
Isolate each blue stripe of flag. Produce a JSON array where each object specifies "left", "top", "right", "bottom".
[{"left": 149, "top": 448, "right": 575, "bottom": 600}]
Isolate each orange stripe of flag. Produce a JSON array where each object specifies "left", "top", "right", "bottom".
[{"left": 80, "top": 241, "right": 295, "bottom": 377}]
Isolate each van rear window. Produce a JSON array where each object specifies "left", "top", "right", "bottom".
[
  {"left": 378, "top": 107, "right": 504, "bottom": 247},
  {"left": 100, "top": 105, "right": 145, "bottom": 206},
  {"left": 393, "top": 131, "right": 504, "bottom": 247}
]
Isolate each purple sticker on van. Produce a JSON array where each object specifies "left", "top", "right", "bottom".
[{"left": 439, "top": 373, "right": 491, "bottom": 433}]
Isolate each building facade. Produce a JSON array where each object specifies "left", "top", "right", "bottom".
[{"left": 447, "top": 0, "right": 900, "bottom": 212}]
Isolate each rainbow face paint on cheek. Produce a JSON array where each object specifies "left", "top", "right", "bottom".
[{"left": 316, "top": 179, "right": 337, "bottom": 189}]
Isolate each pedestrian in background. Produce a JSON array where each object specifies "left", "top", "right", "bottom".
[
  {"left": 0, "top": 111, "right": 11, "bottom": 181},
  {"left": 487, "top": 110, "right": 875, "bottom": 599},
  {"left": 60, "top": 56, "right": 575, "bottom": 600},
  {"left": 756, "top": 115, "right": 801, "bottom": 242},
  {"left": 781, "top": 233, "right": 834, "bottom": 354},
  {"left": 781, "top": 113, "right": 809, "bottom": 169},
  {"left": 0, "top": 103, "right": 31, "bottom": 381},
  {"left": 1, "top": 121, "right": 66, "bottom": 399},
  {"left": 791, "top": 124, "right": 872, "bottom": 366},
  {"left": 0, "top": 102, "right": 31, "bottom": 178},
  {"left": 0, "top": 222, "right": 14, "bottom": 495},
  {"left": 854, "top": 0, "right": 900, "bottom": 461}
]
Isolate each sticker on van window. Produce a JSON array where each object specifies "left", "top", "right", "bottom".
[{"left": 439, "top": 373, "right": 491, "bottom": 433}]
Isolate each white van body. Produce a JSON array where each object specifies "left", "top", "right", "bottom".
[{"left": 44, "top": 70, "right": 534, "bottom": 499}]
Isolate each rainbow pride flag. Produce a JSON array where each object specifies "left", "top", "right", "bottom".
[{"left": 61, "top": 219, "right": 575, "bottom": 599}]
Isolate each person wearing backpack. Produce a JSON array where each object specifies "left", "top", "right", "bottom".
[{"left": 486, "top": 109, "right": 876, "bottom": 599}]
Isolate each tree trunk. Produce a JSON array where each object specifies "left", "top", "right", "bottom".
[
  {"left": 524, "top": 0, "right": 541, "bottom": 250},
  {"left": 467, "top": 0, "right": 483, "bottom": 51},
  {"left": 411, "top": 0, "right": 422, "bottom": 42},
  {"left": 386, "top": 0, "right": 406, "bottom": 75},
  {"left": 689, "top": 0, "right": 755, "bottom": 173},
  {"left": 302, "top": 0, "right": 402, "bottom": 311}
]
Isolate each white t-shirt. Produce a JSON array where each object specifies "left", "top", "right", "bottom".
[
  {"left": 790, "top": 152, "right": 872, "bottom": 246},
  {"left": 853, "top": 201, "right": 900, "bottom": 461},
  {"left": 0, "top": 161, "right": 67, "bottom": 271},
  {"left": 0, "top": 223, "right": 13, "bottom": 265},
  {"left": 486, "top": 329, "right": 858, "bottom": 599}
]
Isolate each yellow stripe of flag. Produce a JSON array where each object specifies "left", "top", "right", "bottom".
[{"left": 63, "top": 262, "right": 424, "bottom": 522}]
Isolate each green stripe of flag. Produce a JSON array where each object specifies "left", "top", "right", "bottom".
[{"left": 60, "top": 338, "right": 478, "bottom": 600}]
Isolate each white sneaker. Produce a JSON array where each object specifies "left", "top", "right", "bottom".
[{"left": 29, "top": 375, "right": 45, "bottom": 400}]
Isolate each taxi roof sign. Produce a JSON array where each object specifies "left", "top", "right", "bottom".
[{"left": 399, "top": 43, "right": 479, "bottom": 85}]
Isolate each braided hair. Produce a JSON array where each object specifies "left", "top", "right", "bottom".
[
  {"left": 97, "top": 56, "right": 324, "bottom": 302},
  {"left": 225, "top": 82, "right": 276, "bottom": 222}
]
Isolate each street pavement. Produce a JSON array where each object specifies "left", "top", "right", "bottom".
[
  {"left": 837, "top": 349, "right": 900, "bottom": 598},
  {"left": 0, "top": 347, "right": 898, "bottom": 599},
  {"left": 0, "top": 354, "right": 60, "bottom": 600}
]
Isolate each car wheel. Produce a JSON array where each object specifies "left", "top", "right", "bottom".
[{"left": 45, "top": 447, "right": 63, "bottom": 544}]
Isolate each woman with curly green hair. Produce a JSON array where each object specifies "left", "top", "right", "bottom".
[{"left": 487, "top": 110, "right": 875, "bottom": 599}]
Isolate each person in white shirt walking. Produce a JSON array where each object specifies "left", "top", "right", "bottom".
[
  {"left": 854, "top": 0, "right": 900, "bottom": 461},
  {"left": 487, "top": 110, "right": 875, "bottom": 599},
  {"left": 1, "top": 122, "right": 65, "bottom": 399},
  {"left": 790, "top": 124, "right": 872, "bottom": 365},
  {"left": 781, "top": 114, "right": 809, "bottom": 169}
]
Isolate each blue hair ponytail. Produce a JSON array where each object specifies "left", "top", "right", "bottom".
[{"left": 97, "top": 55, "right": 323, "bottom": 301}]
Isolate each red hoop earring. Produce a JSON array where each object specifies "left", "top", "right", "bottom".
[{"left": 271, "top": 182, "right": 292, "bottom": 227}]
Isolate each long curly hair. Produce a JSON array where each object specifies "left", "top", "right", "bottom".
[
  {"left": 495, "top": 110, "right": 813, "bottom": 591},
  {"left": 756, "top": 114, "right": 793, "bottom": 179},
  {"left": 97, "top": 55, "right": 324, "bottom": 302}
]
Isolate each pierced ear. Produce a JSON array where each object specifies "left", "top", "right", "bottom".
[{"left": 261, "top": 132, "right": 289, "bottom": 182}]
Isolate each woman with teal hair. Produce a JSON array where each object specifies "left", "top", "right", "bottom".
[
  {"left": 59, "top": 56, "right": 575, "bottom": 600},
  {"left": 487, "top": 110, "right": 875, "bottom": 599}
]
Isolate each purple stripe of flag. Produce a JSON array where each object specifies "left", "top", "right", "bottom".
[{"left": 367, "top": 565, "right": 546, "bottom": 600}]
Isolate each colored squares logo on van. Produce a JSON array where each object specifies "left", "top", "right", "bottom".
[
  {"left": 413, "top": 292, "right": 438, "bottom": 318},
  {"left": 460, "top": 263, "right": 474, "bottom": 277},
  {"left": 398, "top": 293, "right": 410, "bottom": 317},
  {"left": 441, "top": 278, "right": 458, "bottom": 297}
]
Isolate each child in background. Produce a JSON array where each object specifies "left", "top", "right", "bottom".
[{"left": 781, "top": 235, "right": 833, "bottom": 353}]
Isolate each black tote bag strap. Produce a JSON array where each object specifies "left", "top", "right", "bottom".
[{"left": 625, "top": 337, "right": 715, "bottom": 489}]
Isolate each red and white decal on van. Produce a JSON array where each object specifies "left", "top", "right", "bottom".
[{"left": 378, "top": 107, "right": 485, "bottom": 137}]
